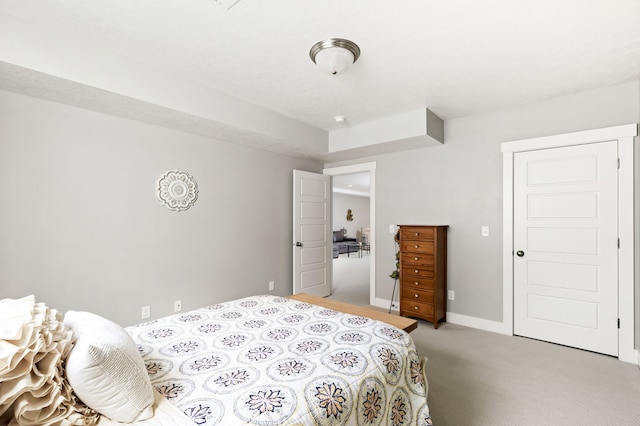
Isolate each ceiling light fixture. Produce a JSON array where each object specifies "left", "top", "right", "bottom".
[
  {"left": 309, "top": 38, "right": 360, "bottom": 75},
  {"left": 334, "top": 115, "right": 346, "bottom": 123}
]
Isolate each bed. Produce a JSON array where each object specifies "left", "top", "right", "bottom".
[{"left": 0, "top": 294, "right": 432, "bottom": 426}]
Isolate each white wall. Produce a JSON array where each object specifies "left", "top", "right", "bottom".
[
  {"left": 332, "top": 193, "right": 370, "bottom": 240},
  {"left": 326, "top": 80, "right": 640, "bottom": 327},
  {"left": 0, "top": 90, "right": 322, "bottom": 325}
]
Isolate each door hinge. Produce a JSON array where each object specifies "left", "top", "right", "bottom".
[
  {"left": 618, "top": 318, "right": 620, "bottom": 329},
  {"left": 617, "top": 238, "right": 620, "bottom": 249},
  {"left": 617, "top": 158, "right": 620, "bottom": 169}
]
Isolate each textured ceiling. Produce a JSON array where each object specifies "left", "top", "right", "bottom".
[{"left": 1, "top": 0, "right": 639, "bottom": 156}]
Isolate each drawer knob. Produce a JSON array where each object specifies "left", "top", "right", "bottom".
[
  {"left": 414, "top": 306, "right": 419, "bottom": 310},
  {"left": 414, "top": 256, "right": 419, "bottom": 261},
  {"left": 414, "top": 293, "right": 419, "bottom": 298},
  {"left": 414, "top": 232, "right": 419, "bottom": 236},
  {"left": 414, "top": 245, "right": 419, "bottom": 249},
  {"left": 414, "top": 282, "right": 419, "bottom": 286},
  {"left": 414, "top": 269, "right": 419, "bottom": 274}
]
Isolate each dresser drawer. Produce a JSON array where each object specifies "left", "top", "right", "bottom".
[
  {"left": 401, "top": 287, "right": 434, "bottom": 304},
  {"left": 400, "top": 240, "right": 434, "bottom": 254},
  {"left": 401, "top": 300, "right": 434, "bottom": 318},
  {"left": 401, "top": 276, "right": 435, "bottom": 291},
  {"left": 401, "top": 227, "right": 434, "bottom": 241},
  {"left": 401, "top": 253, "right": 434, "bottom": 266},
  {"left": 402, "top": 265, "right": 434, "bottom": 278}
]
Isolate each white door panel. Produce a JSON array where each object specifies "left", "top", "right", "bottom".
[
  {"left": 293, "top": 170, "right": 331, "bottom": 297},
  {"left": 300, "top": 246, "right": 326, "bottom": 265},
  {"left": 300, "top": 200, "right": 326, "bottom": 221},
  {"left": 528, "top": 192, "right": 597, "bottom": 218},
  {"left": 300, "top": 178, "right": 327, "bottom": 198},
  {"left": 300, "top": 224, "right": 326, "bottom": 242},
  {"left": 526, "top": 155, "right": 598, "bottom": 185},
  {"left": 528, "top": 227, "right": 598, "bottom": 254},
  {"left": 526, "top": 294, "right": 598, "bottom": 328},
  {"left": 300, "top": 269, "right": 327, "bottom": 291},
  {"left": 514, "top": 141, "right": 618, "bottom": 356},
  {"left": 527, "top": 261, "right": 598, "bottom": 292}
]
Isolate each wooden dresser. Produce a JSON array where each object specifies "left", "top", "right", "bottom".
[{"left": 399, "top": 225, "right": 448, "bottom": 329}]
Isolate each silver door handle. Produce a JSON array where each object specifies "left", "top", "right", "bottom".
[
  {"left": 295, "top": 242, "right": 303, "bottom": 247},
  {"left": 516, "top": 250, "right": 525, "bottom": 257}
]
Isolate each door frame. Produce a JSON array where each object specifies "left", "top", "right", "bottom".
[
  {"left": 323, "top": 162, "right": 376, "bottom": 306},
  {"left": 501, "top": 123, "right": 637, "bottom": 363}
]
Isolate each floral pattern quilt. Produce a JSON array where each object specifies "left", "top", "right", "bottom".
[{"left": 127, "top": 295, "right": 432, "bottom": 426}]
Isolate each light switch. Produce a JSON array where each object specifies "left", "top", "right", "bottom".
[{"left": 481, "top": 226, "right": 490, "bottom": 237}]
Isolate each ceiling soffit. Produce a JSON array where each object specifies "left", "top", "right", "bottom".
[{"left": 0, "top": 12, "right": 447, "bottom": 162}]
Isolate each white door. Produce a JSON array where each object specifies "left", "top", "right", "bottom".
[
  {"left": 293, "top": 170, "right": 331, "bottom": 296},
  {"left": 513, "top": 141, "right": 618, "bottom": 356}
]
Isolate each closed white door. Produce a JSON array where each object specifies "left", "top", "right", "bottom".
[
  {"left": 293, "top": 170, "right": 331, "bottom": 297},
  {"left": 513, "top": 141, "right": 618, "bottom": 356}
]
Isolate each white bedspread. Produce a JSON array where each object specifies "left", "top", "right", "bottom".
[{"left": 123, "top": 295, "right": 432, "bottom": 425}]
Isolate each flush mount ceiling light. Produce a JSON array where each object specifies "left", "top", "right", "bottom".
[{"left": 309, "top": 38, "right": 360, "bottom": 75}]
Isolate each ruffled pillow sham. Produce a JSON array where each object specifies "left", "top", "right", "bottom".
[{"left": 0, "top": 295, "right": 99, "bottom": 426}]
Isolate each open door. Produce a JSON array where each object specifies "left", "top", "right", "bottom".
[{"left": 293, "top": 170, "right": 331, "bottom": 296}]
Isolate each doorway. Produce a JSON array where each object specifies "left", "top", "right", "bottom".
[
  {"left": 331, "top": 172, "right": 370, "bottom": 306},
  {"left": 324, "top": 162, "right": 376, "bottom": 306}
]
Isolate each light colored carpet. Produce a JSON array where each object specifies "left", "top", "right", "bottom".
[
  {"left": 413, "top": 322, "right": 640, "bottom": 426},
  {"left": 330, "top": 255, "right": 640, "bottom": 426},
  {"left": 331, "top": 251, "right": 371, "bottom": 306}
]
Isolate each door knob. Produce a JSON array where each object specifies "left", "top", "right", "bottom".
[
  {"left": 516, "top": 250, "right": 525, "bottom": 257},
  {"left": 295, "top": 242, "right": 303, "bottom": 247}
]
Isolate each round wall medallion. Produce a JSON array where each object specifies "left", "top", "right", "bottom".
[{"left": 157, "top": 169, "right": 198, "bottom": 212}]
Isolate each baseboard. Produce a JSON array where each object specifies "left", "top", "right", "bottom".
[
  {"left": 376, "top": 298, "right": 508, "bottom": 335},
  {"left": 373, "top": 298, "right": 398, "bottom": 313},
  {"left": 446, "top": 312, "right": 510, "bottom": 335}
]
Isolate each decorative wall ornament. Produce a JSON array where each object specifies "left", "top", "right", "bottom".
[
  {"left": 157, "top": 169, "right": 198, "bottom": 212},
  {"left": 346, "top": 209, "right": 353, "bottom": 221}
]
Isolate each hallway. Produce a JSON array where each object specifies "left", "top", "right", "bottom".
[{"left": 331, "top": 252, "right": 370, "bottom": 306}]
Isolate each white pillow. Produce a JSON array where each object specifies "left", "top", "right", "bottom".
[{"left": 64, "top": 310, "right": 154, "bottom": 423}]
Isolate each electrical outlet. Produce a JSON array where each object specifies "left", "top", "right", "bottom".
[
  {"left": 481, "top": 226, "right": 490, "bottom": 237},
  {"left": 389, "top": 224, "right": 396, "bottom": 234},
  {"left": 390, "top": 302, "right": 399, "bottom": 310},
  {"left": 174, "top": 300, "right": 182, "bottom": 312},
  {"left": 141, "top": 305, "right": 150, "bottom": 319},
  {"left": 269, "top": 281, "right": 275, "bottom": 291},
  {"left": 448, "top": 290, "right": 455, "bottom": 301}
]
